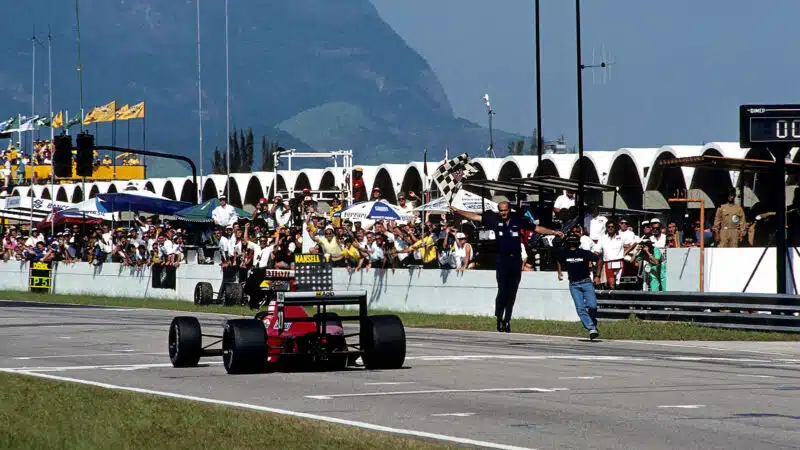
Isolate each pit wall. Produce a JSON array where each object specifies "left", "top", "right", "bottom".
[
  {"left": 0, "top": 262, "right": 581, "bottom": 321},
  {"left": 666, "top": 247, "right": 800, "bottom": 294}
]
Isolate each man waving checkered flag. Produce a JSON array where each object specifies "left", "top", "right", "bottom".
[{"left": 433, "top": 153, "right": 479, "bottom": 203}]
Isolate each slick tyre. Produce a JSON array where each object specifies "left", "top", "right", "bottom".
[
  {"left": 360, "top": 315, "right": 406, "bottom": 370},
  {"left": 168, "top": 316, "right": 202, "bottom": 368},
  {"left": 224, "top": 283, "right": 243, "bottom": 307},
  {"left": 194, "top": 282, "right": 213, "bottom": 306},
  {"left": 222, "top": 319, "right": 267, "bottom": 374}
]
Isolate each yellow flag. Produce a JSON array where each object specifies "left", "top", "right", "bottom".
[
  {"left": 115, "top": 104, "right": 130, "bottom": 120},
  {"left": 51, "top": 111, "right": 63, "bottom": 128},
  {"left": 94, "top": 101, "right": 117, "bottom": 123},
  {"left": 125, "top": 102, "right": 145, "bottom": 119},
  {"left": 83, "top": 106, "right": 100, "bottom": 125}
]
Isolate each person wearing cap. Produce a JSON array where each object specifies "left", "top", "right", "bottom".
[
  {"left": 713, "top": 188, "right": 745, "bottom": 248},
  {"left": 397, "top": 192, "right": 415, "bottom": 216},
  {"left": 328, "top": 197, "right": 343, "bottom": 228},
  {"left": 451, "top": 201, "right": 563, "bottom": 333},
  {"left": 555, "top": 230, "right": 601, "bottom": 340},
  {"left": 212, "top": 195, "right": 237, "bottom": 228},
  {"left": 451, "top": 232, "right": 474, "bottom": 271},
  {"left": 648, "top": 218, "right": 666, "bottom": 249}
]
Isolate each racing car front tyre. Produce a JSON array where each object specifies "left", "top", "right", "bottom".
[
  {"left": 168, "top": 316, "right": 202, "bottom": 367},
  {"left": 194, "top": 282, "right": 213, "bottom": 305},
  {"left": 222, "top": 319, "right": 267, "bottom": 374},
  {"left": 361, "top": 315, "right": 406, "bottom": 370}
]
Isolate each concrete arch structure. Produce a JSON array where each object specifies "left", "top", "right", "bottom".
[
  {"left": 319, "top": 167, "right": 347, "bottom": 194},
  {"left": 400, "top": 163, "right": 424, "bottom": 197},
  {"left": 644, "top": 146, "right": 700, "bottom": 209},
  {"left": 299, "top": 169, "right": 326, "bottom": 192},
  {"left": 143, "top": 178, "right": 168, "bottom": 196},
  {"left": 372, "top": 164, "right": 407, "bottom": 203},
  {"left": 88, "top": 182, "right": 113, "bottom": 199},
  {"left": 540, "top": 154, "right": 577, "bottom": 179},
  {"left": 71, "top": 185, "right": 84, "bottom": 203},
  {"left": 220, "top": 174, "right": 252, "bottom": 208},
  {"left": 56, "top": 184, "right": 78, "bottom": 202},
  {"left": 606, "top": 150, "right": 648, "bottom": 210},
  {"left": 165, "top": 177, "right": 192, "bottom": 202},
  {"left": 11, "top": 187, "right": 30, "bottom": 198},
  {"left": 201, "top": 174, "right": 228, "bottom": 202},
  {"left": 161, "top": 180, "right": 177, "bottom": 200},
  {"left": 31, "top": 185, "right": 50, "bottom": 199},
  {"left": 499, "top": 155, "right": 538, "bottom": 180}
]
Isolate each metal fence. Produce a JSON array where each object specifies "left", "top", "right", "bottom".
[{"left": 596, "top": 290, "right": 800, "bottom": 333}]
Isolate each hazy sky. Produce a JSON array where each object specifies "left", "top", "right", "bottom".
[{"left": 371, "top": 0, "right": 800, "bottom": 151}]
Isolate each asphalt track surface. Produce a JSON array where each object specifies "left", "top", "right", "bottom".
[{"left": 1, "top": 301, "right": 799, "bottom": 449}]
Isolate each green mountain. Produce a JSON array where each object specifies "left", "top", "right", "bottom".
[{"left": 0, "top": 0, "right": 519, "bottom": 170}]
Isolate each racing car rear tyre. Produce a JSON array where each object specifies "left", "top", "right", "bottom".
[
  {"left": 361, "top": 315, "right": 406, "bottom": 370},
  {"left": 168, "top": 316, "right": 202, "bottom": 367},
  {"left": 224, "top": 283, "right": 243, "bottom": 306},
  {"left": 222, "top": 319, "right": 267, "bottom": 374},
  {"left": 194, "top": 282, "right": 213, "bottom": 305}
]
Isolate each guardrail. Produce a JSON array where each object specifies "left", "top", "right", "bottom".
[{"left": 596, "top": 290, "right": 800, "bottom": 333}]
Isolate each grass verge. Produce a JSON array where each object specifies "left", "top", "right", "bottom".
[
  {"left": 2, "top": 290, "right": 799, "bottom": 341},
  {"left": 0, "top": 371, "right": 453, "bottom": 450}
]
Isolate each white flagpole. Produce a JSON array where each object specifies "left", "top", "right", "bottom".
[
  {"left": 48, "top": 28, "right": 55, "bottom": 237},
  {"left": 30, "top": 26, "right": 36, "bottom": 234},
  {"left": 224, "top": 0, "right": 231, "bottom": 198},
  {"left": 196, "top": 0, "right": 204, "bottom": 203}
]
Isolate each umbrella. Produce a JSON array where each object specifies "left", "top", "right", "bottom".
[
  {"left": 335, "top": 200, "right": 414, "bottom": 221},
  {"left": 37, "top": 210, "right": 103, "bottom": 229},
  {"left": 95, "top": 191, "right": 193, "bottom": 215},
  {"left": 414, "top": 190, "right": 499, "bottom": 213},
  {"left": 174, "top": 198, "right": 252, "bottom": 223}
]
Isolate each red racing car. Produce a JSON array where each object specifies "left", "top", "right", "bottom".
[{"left": 168, "top": 289, "right": 406, "bottom": 374}]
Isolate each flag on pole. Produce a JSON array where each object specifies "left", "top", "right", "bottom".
[
  {"left": 34, "top": 116, "right": 51, "bottom": 129},
  {"left": 115, "top": 104, "right": 130, "bottom": 120},
  {"left": 93, "top": 101, "right": 116, "bottom": 123},
  {"left": 83, "top": 106, "right": 100, "bottom": 125},
  {"left": 121, "top": 101, "right": 144, "bottom": 119},
  {"left": 432, "top": 153, "right": 479, "bottom": 203},
  {"left": 19, "top": 116, "right": 37, "bottom": 132},
  {"left": 51, "top": 111, "right": 63, "bottom": 128},
  {"left": 65, "top": 112, "right": 81, "bottom": 129}
]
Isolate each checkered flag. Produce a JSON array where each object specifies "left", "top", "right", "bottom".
[{"left": 433, "top": 153, "right": 478, "bottom": 203}]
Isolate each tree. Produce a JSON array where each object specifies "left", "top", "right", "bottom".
[
  {"left": 261, "top": 137, "right": 283, "bottom": 171},
  {"left": 210, "top": 127, "right": 255, "bottom": 174},
  {"left": 507, "top": 139, "right": 525, "bottom": 156}
]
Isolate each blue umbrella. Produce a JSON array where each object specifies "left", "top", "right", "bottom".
[{"left": 336, "top": 200, "right": 413, "bottom": 221}]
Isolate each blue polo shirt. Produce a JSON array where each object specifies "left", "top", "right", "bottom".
[{"left": 482, "top": 211, "right": 534, "bottom": 258}]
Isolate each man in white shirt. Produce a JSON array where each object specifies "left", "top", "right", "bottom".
[
  {"left": 553, "top": 190, "right": 575, "bottom": 213},
  {"left": 618, "top": 218, "right": 637, "bottom": 244},
  {"left": 589, "top": 211, "right": 608, "bottom": 243},
  {"left": 592, "top": 220, "right": 626, "bottom": 288},
  {"left": 212, "top": 195, "right": 237, "bottom": 228},
  {"left": 648, "top": 218, "right": 666, "bottom": 249}
]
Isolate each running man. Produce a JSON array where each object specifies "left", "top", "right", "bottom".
[{"left": 555, "top": 232, "right": 601, "bottom": 340}]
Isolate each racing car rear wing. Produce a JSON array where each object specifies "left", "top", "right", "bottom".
[{"left": 275, "top": 290, "right": 368, "bottom": 334}]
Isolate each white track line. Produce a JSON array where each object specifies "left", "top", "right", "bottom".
[
  {"left": 0, "top": 362, "right": 223, "bottom": 372},
  {"left": 405, "top": 355, "right": 645, "bottom": 362},
  {"left": 0, "top": 368, "right": 536, "bottom": 450},
  {"left": 306, "top": 387, "right": 568, "bottom": 400},
  {"left": 13, "top": 352, "right": 163, "bottom": 360},
  {"left": 431, "top": 412, "right": 474, "bottom": 417},
  {"left": 657, "top": 405, "right": 705, "bottom": 409},
  {"left": 364, "top": 382, "right": 416, "bottom": 386},
  {"left": 558, "top": 376, "right": 601, "bottom": 380}
]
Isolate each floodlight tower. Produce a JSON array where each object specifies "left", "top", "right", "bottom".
[{"left": 483, "top": 94, "right": 496, "bottom": 158}]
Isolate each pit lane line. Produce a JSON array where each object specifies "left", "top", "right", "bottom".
[{"left": 0, "top": 368, "right": 537, "bottom": 450}]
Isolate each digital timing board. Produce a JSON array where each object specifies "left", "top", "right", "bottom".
[{"left": 740, "top": 104, "right": 800, "bottom": 148}]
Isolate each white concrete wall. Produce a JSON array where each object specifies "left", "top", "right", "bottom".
[
  {"left": 0, "top": 262, "right": 580, "bottom": 321},
  {"left": 666, "top": 247, "right": 800, "bottom": 294}
]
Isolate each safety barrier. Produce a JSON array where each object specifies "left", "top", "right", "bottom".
[
  {"left": 596, "top": 290, "right": 800, "bottom": 333},
  {"left": 0, "top": 261, "right": 581, "bottom": 322}
]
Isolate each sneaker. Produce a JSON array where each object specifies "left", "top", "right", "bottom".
[{"left": 589, "top": 329, "right": 599, "bottom": 340}]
